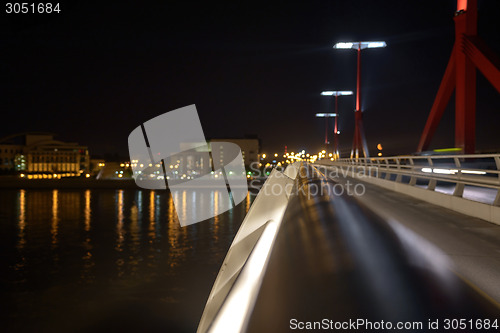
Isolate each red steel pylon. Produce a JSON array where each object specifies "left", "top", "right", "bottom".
[
  {"left": 351, "top": 45, "right": 370, "bottom": 159},
  {"left": 417, "top": 0, "right": 500, "bottom": 154}
]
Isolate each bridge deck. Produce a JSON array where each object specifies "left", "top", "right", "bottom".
[{"left": 334, "top": 175, "right": 500, "bottom": 304}]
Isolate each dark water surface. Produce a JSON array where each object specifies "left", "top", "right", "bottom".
[{"left": 2, "top": 189, "right": 254, "bottom": 332}]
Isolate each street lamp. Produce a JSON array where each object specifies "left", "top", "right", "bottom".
[
  {"left": 315, "top": 113, "right": 336, "bottom": 155},
  {"left": 321, "top": 90, "right": 353, "bottom": 159},
  {"left": 333, "top": 41, "right": 386, "bottom": 158}
]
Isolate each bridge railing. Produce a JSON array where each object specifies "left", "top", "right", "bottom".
[
  {"left": 245, "top": 164, "right": 500, "bottom": 331},
  {"left": 318, "top": 154, "right": 500, "bottom": 206}
]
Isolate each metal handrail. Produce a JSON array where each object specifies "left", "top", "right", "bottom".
[
  {"left": 338, "top": 153, "right": 500, "bottom": 160},
  {"left": 317, "top": 154, "right": 500, "bottom": 206}
]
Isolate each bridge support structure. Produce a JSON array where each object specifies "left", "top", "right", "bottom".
[
  {"left": 351, "top": 46, "right": 370, "bottom": 159},
  {"left": 418, "top": 0, "right": 500, "bottom": 154}
]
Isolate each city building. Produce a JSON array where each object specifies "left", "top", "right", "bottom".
[
  {"left": 0, "top": 132, "right": 89, "bottom": 176},
  {"left": 209, "top": 137, "right": 260, "bottom": 167}
]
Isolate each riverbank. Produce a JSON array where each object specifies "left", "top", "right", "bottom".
[
  {"left": 0, "top": 176, "right": 138, "bottom": 189},
  {"left": 0, "top": 176, "right": 265, "bottom": 190}
]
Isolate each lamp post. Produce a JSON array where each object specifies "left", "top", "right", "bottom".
[
  {"left": 333, "top": 41, "right": 386, "bottom": 158},
  {"left": 315, "top": 113, "right": 336, "bottom": 155},
  {"left": 321, "top": 91, "right": 353, "bottom": 159}
]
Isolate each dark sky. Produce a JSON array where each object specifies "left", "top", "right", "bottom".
[{"left": 2, "top": 0, "right": 499, "bottom": 157}]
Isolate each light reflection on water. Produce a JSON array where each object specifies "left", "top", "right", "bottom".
[
  {"left": 81, "top": 189, "right": 94, "bottom": 282},
  {"left": 15, "top": 189, "right": 26, "bottom": 272},
  {"left": 4, "top": 188, "right": 255, "bottom": 332},
  {"left": 51, "top": 189, "right": 58, "bottom": 250},
  {"left": 17, "top": 189, "right": 26, "bottom": 250}
]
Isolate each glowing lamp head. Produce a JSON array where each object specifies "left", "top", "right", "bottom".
[
  {"left": 334, "top": 41, "right": 386, "bottom": 50},
  {"left": 366, "top": 41, "right": 386, "bottom": 48},
  {"left": 316, "top": 113, "right": 337, "bottom": 117},
  {"left": 333, "top": 42, "right": 354, "bottom": 49},
  {"left": 321, "top": 91, "right": 353, "bottom": 96}
]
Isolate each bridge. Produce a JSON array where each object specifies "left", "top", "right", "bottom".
[
  {"left": 197, "top": 160, "right": 500, "bottom": 332},
  {"left": 196, "top": 1, "right": 500, "bottom": 332}
]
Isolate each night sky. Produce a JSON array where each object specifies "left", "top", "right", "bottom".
[{"left": 2, "top": 0, "right": 499, "bottom": 157}]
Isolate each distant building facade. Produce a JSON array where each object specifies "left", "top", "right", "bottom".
[
  {"left": 0, "top": 132, "right": 89, "bottom": 175},
  {"left": 209, "top": 137, "right": 259, "bottom": 167}
]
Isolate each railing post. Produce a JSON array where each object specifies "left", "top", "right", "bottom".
[
  {"left": 395, "top": 158, "right": 402, "bottom": 182},
  {"left": 494, "top": 156, "right": 500, "bottom": 206},
  {"left": 453, "top": 183, "right": 465, "bottom": 197},
  {"left": 409, "top": 158, "right": 416, "bottom": 186},
  {"left": 454, "top": 156, "right": 462, "bottom": 181},
  {"left": 452, "top": 157, "right": 464, "bottom": 196},
  {"left": 426, "top": 157, "right": 435, "bottom": 189},
  {"left": 427, "top": 157, "right": 434, "bottom": 168},
  {"left": 495, "top": 156, "right": 500, "bottom": 185},
  {"left": 384, "top": 158, "right": 391, "bottom": 180},
  {"left": 494, "top": 190, "right": 500, "bottom": 206}
]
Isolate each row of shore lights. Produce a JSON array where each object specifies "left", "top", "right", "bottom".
[
  {"left": 20, "top": 172, "right": 90, "bottom": 179},
  {"left": 129, "top": 160, "right": 179, "bottom": 169},
  {"left": 18, "top": 161, "right": 111, "bottom": 179},
  {"left": 260, "top": 149, "right": 338, "bottom": 166},
  {"left": 260, "top": 145, "right": 383, "bottom": 165}
]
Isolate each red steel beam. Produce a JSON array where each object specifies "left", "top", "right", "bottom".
[
  {"left": 334, "top": 95, "right": 339, "bottom": 158},
  {"left": 463, "top": 36, "right": 500, "bottom": 93},
  {"left": 356, "top": 46, "right": 361, "bottom": 112},
  {"left": 351, "top": 45, "right": 370, "bottom": 158},
  {"left": 358, "top": 112, "right": 369, "bottom": 158},
  {"left": 454, "top": 3, "right": 477, "bottom": 154},
  {"left": 417, "top": 0, "right": 498, "bottom": 154},
  {"left": 417, "top": 47, "right": 457, "bottom": 152},
  {"left": 351, "top": 126, "right": 357, "bottom": 158}
]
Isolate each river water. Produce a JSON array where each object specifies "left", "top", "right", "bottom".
[{"left": 2, "top": 189, "right": 254, "bottom": 332}]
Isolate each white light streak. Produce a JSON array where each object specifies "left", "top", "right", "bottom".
[
  {"left": 321, "top": 91, "right": 353, "bottom": 96},
  {"left": 209, "top": 220, "right": 279, "bottom": 333},
  {"left": 461, "top": 170, "right": 487, "bottom": 175},
  {"left": 333, "top": 42, "right": 353, "bottom": 49},
  {"left": 367, "top": 41, "right": 387, "bottom": 48}
]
